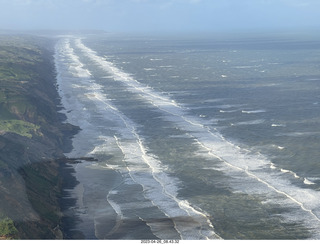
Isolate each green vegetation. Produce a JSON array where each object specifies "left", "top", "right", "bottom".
[
  {"left": 0, "top": 119, "right": 40, "bottom": 138},
  {"left": 0, "top": 34, "right": 79, "bottom": 239},
  {"left": 0, "top": 217, "right": 19, "bottom": 239},
  {"left": 0, "top": 40, "right": 40, "bottom": 82},
  {"left": 0, "top": 38, "right": 39, "bottom": 137}
]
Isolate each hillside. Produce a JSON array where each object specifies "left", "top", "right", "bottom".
[{"left": 0, "top": 34, "right": 79, "bottom": 239}]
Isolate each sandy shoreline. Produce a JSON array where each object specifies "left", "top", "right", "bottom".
[{"left": 59, "top": 160, "right": 123, "bottom": 239}]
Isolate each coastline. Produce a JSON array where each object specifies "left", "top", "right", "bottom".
[{"left": 0, "top": 34, "right": 82, "bottom": 239}]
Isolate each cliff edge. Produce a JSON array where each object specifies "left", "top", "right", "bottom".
[{"left": 0, "top": 34, "right": 79, "bottom": 239}]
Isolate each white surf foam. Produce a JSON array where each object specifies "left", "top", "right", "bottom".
[
  {"left": 73, "top": 37, "right": 320, "bottom": 237},
  {"left": 105, "top": 190, "right": 124, "bottom": 237},
  {"left": 57, "top": 38, "right": 221, "bottom": 240},
  {"left": 271, "top": 123, "right": 286, "bottom": 127},
  {"left": 242, "top": 109, "right": 266, "bottom": 114},
  {"left": 304, "top": 178, "right": 316, "bottom": 185},
  {"left": 277, "top": 131, "right": 320, "bottom": 137},
  {"left": 235, "top": 119, "right": 265, "bottom": 125},
  {"left": 219, "top": 109, "right": 238, "bottom": 113}
]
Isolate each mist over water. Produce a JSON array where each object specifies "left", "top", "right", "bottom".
[{"left": 55, "top": 33, "right": 320, "bottom": 239}]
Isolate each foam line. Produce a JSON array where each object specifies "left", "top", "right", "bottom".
[
  {"left": 73, "top": 37, "right": 320, "bottom": 230},
  {"left": 242, "top": 109, "right": 266, "bottom": 114},
  {"left": 105, "top": 190, "right": 124, "bottom": 237},
  {"left": 58, "top": 38, "right": 221, "bottom": 240}
]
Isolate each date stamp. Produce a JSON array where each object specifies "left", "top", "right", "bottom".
[{"left": 141, "top": 240, "right": 179, "bottom": 244}]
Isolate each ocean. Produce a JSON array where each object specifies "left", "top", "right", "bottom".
[{"left": 54, "top": 32, "right": 320, "bottom": 240}]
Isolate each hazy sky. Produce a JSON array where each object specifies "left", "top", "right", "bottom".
[{"left": 1, "top": 0, "right": 320, "bottom": 32}]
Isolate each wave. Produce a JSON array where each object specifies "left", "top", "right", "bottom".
[
  {"left": 280, "top": 168, "right": 299, "bottom": 178},
  {"left": 57, "top": 38, "right": 220, "bottom": 240},
  {"left": 216, "top": 104, "right": 244, "bottom": 110},
  {"left": 277, "top": 131, "right": 320, "bottom": 137},
  {"left": 234, "top": 65, "right": 262, "bottom": 69},
  {"left": 105, "top": 190, "right": 124, "bottom": 237},
  {"left": 234, "top": 119, "right": 265, "bottom": 125},
  {"left": 219, "top": 109, "right": 238, "bottom": 113},
  {"left": 269, "top": 161, "right": 316, "bottom": 186},
  {"left": 242, "top": 109, "right": 266, "bottom": 114},
  {"left": 271, "top": 123, "right": 286, "bottom": 127},
  {"left": 304, "top": 178, "right": 316, "bottom": 185},
  {"left": 72, "top": 37, "right": 320, "bottom": 238}
]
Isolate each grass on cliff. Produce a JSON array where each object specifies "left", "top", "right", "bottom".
[
  {"left": 0, "top": 35, "right": 77, "bottom": 239},
  {"left": 0, "top": 36, "right": 47, "bottom": 138},
  {"left": 0, "top": 217, "right": 19, "bottom": 239},
  {"left": 0, "top": 119, "right": 40, "bottom": 138}
]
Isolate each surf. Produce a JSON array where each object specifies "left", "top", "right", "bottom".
[
  {"left": 55, "top": 38, "right": 221, "bottom": 240},
  {"left": 73, "top": 37, "right": 320, "bottom": 237}
]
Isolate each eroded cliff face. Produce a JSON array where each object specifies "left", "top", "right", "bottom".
[{"left": 0, "top": 34, "right": 79, "bottom": 239}]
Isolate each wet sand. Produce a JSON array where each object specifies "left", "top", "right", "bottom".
[{"left": 60, "top": 160, "right": 123, "bottom": 239}]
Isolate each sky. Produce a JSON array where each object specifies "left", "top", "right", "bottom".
[{"left": 1, "top": 0, "right": 320, "bottom": 33}]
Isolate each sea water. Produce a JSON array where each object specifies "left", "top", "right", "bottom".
[{"left": 54, "top": 32, "right": 320, "bottom": 240}]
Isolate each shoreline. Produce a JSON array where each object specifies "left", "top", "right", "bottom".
[
  {"left": 58, "top": 159, "right": 84, "bottom": 239},
  {"left": 59, "top": 159, "right": 124, "bottom": 239},
  {"left": 0, "top": 34, "right": 83, "bottom": 239}
]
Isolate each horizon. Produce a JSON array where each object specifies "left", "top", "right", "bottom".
[{"left": 1, "top": 0, "right": 320, "bottom": 33}]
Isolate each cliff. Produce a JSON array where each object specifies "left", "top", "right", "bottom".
[{"left": 0, "top": 34, "right": 79, "bottom": 239}]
